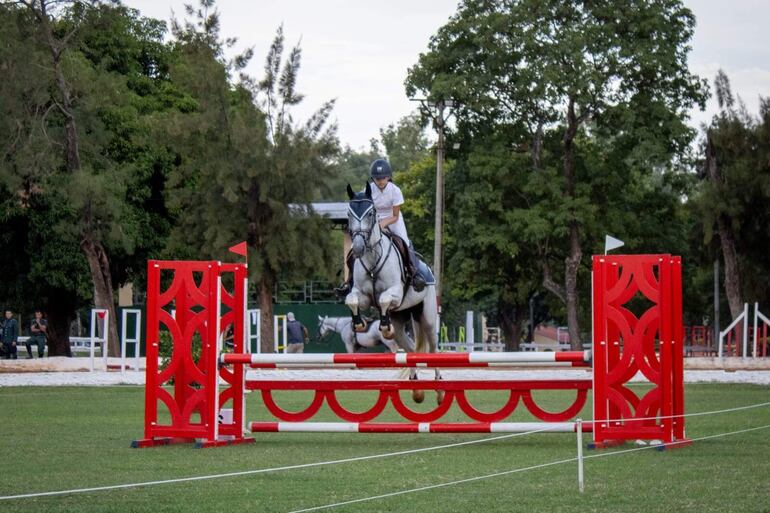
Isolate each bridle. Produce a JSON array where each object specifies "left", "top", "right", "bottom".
[{"left": 347, "top": 198, "right": 394, "bottom": 282}]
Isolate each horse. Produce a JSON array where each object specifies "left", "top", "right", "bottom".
[
  {"left": 344, "top": 183, "right": 442, "bottom": 403},
  {"left": 316, "top": 315, "right": 409, "bottom": 354}
]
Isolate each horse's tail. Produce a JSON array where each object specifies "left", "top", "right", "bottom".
[
  {"left": 412, "top": 284, "right": 438, "bottom": 354},
  {"left": 412, "top": 315, "right": 429, "bottom": 353}
]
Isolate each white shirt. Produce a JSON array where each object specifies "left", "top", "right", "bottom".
[
  {"left": 371, "top": 181, "right": 404, "bottom": 219},
  {"left": 370, "top": 181, "right": 409, "bottom": 244}
]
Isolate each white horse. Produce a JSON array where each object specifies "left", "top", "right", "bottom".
[
  {"left": 316, "top": 315, "right": 406, "bottom": 353},
  {"left": 344, "top": 183, "right": 442, "bottom": 403}
]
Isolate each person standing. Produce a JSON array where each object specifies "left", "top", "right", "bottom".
[
  {"left": 1, "top": 310, "right": 19, "bottom": 360},
  {"left": 27, "top": 310, "right": 48, "bottom": 358},
  {"left": 285, "top": 312, "right": 309, "bottom": 354}
]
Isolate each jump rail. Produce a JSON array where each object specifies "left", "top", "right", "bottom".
[
  {"left": 134, "top": 254, "right": 688, "bottom": 450},
  {"left": 221, "top": 351, "right": 591, "bottom": 368}
]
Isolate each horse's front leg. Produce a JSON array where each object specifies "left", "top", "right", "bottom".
[
  {"left": 345, "top": 288, "right": 370, "bottom": 333},
  {"left": 376, "top": 285, "right": 403, "bottom": 340}
]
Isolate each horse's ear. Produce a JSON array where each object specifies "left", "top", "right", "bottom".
[
  {"left": 365, "top": 182, "right": 372, "bottom": 199},
  {"left": 346, "top": 184, "right": 355, "bottom": 200},
  {"left": 318, "top": 315, "right": 322, "bottom": 321}
]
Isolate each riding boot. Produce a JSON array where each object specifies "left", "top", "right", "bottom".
[
  {"left": 408, "top": 244, "right": 426, "bottom": 292},
  {"left": 334, "top": 251, "right": 356, "bottom": 298}
]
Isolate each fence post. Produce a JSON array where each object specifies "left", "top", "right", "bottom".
[{"left": 577, "top": 418, "right": 584, "bottom": 493}]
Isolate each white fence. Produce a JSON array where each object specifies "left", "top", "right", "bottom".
[{"left": 718, "top": 303, "right": 770, "bottom": 358}]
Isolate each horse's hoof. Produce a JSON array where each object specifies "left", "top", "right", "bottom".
[
  {"left": 353, "top": 321, "right": 367, "bottom": 332},
  {"left": 436, "top": 390, "right": 445, "bottom": 405},
  {"left": 380, "top": 325, "right": 395, "bottom": 339},
  {"left": 412, "top": 389, "right": 425, "bottom": 404}
]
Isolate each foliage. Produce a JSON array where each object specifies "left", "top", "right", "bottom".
[
  {"left": 0, "top": 2, "right": 176, "bottom": 352},
  {"left": 405, "top": 0, "right": 708, "bottom": 344},
  {"left": 691, "top": 72, "right": 770, "bottom": 310}
]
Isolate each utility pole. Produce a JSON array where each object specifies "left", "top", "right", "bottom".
[
  {"left": 434, "top": 100, "right": 446, "bottom": 307},
  {"left": 411, "top": 98, "right": 456, "bottom": 310},
  {"left": 714, "top": 258, "right": 720, "bottom": 346}
]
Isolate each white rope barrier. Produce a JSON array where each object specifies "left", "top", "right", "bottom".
[
  {"left": 288, "top": 423, "right": 770, "bottom": 513},
  {"left": 0, "top": 426, "right": 556, "bottom": 502},
  {"left": 1, "top": 401, "right": 768, "bottom": 503}
]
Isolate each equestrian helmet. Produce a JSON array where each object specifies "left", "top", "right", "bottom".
[{"left": 369, "top": 159, "right": 393, "bottom": 180}]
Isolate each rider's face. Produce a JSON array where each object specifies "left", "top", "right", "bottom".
[{"left": 374, "top": 177, "right": 389, "bottom": 189}]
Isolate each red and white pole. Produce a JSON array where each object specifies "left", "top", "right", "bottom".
[
  {"left": 221, "top": 351, "right": 591, "bottom": 368},
  {"left": 248, "top": 421, "right": 593, "bottom": 433}
]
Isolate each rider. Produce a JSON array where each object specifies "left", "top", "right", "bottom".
[{"left": 336, "top": 159, "right": 426, "bottom": 296}]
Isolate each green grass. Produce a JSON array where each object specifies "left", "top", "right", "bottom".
[{"left": 0, "top": 384, "right": 769, "bottom": 512}]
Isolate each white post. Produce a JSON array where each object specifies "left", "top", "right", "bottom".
[
  {"left": 577, "top": 419, "right": 585, "bottom": 493},
  {"left": 90, "top": 308, "right": 109, "bottom": 372},
  {"left": 754, "top": 302, "right": 759, "bottom": 359},
  {"left": 102, "top": 310, "right": 109, "bottom": 371},
  {"left": 90, "top": 309, "right": 96, "bottom": 372},
  {"left": 465, "top": 311, "right": 474, "bottom": 352},
  {"left": 121, "top": 311, "right": 127, "bottom": 378},
  {"left": 273, "top": 315, "right": 287, "bottom": 354},
  {"left": 274, "top": 317, "right": 279, "bottom": 353},
  {"left": 742, "top": 302, "right": 749, "bottom": 358},
  {"left": 135, "top": 310, "right": 141, "bottom": 371},
  {"left": 120, "top": 309, "right": 142, "bottom": 376},
  {"left": 283, "top": 317, "right": 288, "bottom": 354}
]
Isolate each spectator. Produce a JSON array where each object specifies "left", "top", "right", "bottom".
[
  {"left": 26, "top": 310, "right": 47, "bottom": 358},
  {"left": 285, "top": 312, "right": 309, "bottom": 354},
  {"left": 1, "top": 310, "right": 19, "bottom": 360},
  {"left": 222, "top": 323, "right": 234, "bottom": 352}
]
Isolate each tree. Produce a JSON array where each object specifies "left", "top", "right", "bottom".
[
  {"left": 406, "top": 0, "right": 706, "bottom": 347},
  {"left": 694, "top": 71, "right": 770, "bottom": 319},
  {"left": 1, "top": 1, "right": 176, "bottom": 354},
  {"left": 163, "top": 4, "right": 339, "bottom": 352}
]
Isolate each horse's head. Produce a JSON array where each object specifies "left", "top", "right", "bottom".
[
  {"left": 317, "top": 315, "right": 331, "bottom": 340},
  {"left": 347, "top": 183, "right": 377, "bottom": 258}
]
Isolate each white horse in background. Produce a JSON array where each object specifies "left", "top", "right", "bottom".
[{"left": 317, "top": 315, "right": 411, "bottom": 354}]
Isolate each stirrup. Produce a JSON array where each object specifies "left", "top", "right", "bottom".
[{"left": 334, "top": 283, "right": 351, "bottom": 298}]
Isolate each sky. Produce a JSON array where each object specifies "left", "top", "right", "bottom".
[{"left": 124, "top": 0, "right": 770, "bottom": 150}]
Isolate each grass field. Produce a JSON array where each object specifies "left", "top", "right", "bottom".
[{"left": 0, "top": 383, "right": 769, "bottom": 512}]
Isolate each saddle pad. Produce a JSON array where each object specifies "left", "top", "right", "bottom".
[{"left": 416, "top": 260, "right": 436, "bottom": 285}]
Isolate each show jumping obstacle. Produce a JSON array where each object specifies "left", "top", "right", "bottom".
[{"left": 132, "top": 254, "right": 687, "bottom": 449}]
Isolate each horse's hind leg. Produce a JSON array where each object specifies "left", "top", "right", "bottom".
[
  {"left": 416, "top": 302, "right": 444, "bottom": 405},
  {"left": 391, "top": 314, "right": 424, "bottom": 403}
]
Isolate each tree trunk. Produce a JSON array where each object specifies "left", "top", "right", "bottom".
[
  {"left": 499, "top": 302, "right": 527, "bottom": 351},
  {"left": 46, "top": 296, "right": 74, "bottom": 357},
  {"left": 563, "top": 99, "right": 583, "bottom": 349},
  {"left": 706, "top": 135, "right": 743, "bottom": 319},
  {"left": 258, "top": 274, "right": 275, "bottom": 353},
  {"left": 716, "top": 216, "right": 742, "bottom": 319},
  {"left": 564, "top": 225, "right": 582, "bottom": 349},
  {"left": 82, "top": 236, "right": 120, "bottom": 356}
]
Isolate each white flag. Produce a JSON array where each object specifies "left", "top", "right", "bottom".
[{"left": 604, "top": 235, "right": 625, "bottom": 254}]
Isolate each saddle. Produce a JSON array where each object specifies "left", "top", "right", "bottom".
[{"left": 382, "top": 232, "right": 435, "bottom": 288}]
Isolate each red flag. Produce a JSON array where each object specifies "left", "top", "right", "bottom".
[
  {"left": 228, "top": 241, "right": 248, "bottom": 258},
  {"left": 97, "top": 310, "right": 107, "bottom": 319}
]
